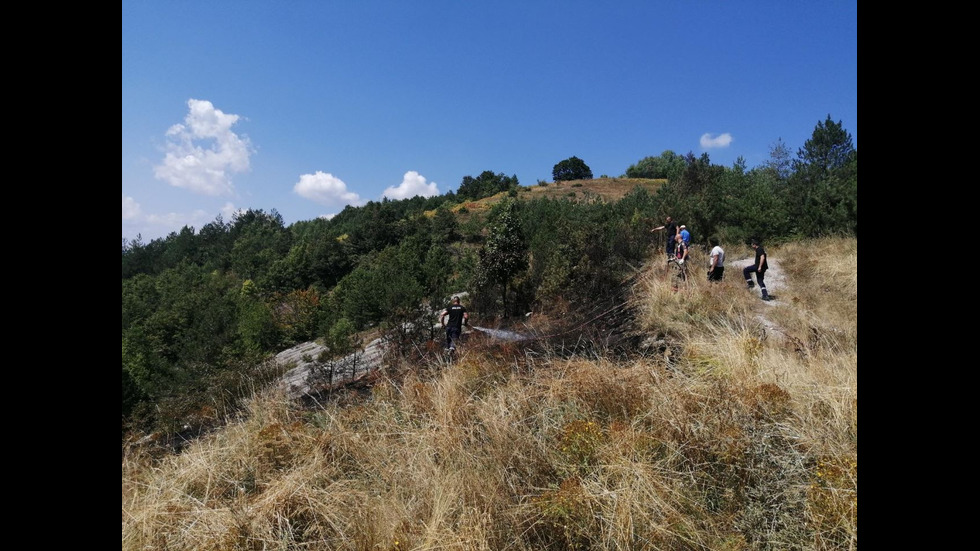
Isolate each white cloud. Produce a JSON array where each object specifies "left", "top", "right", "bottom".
[
  {"left": 122, "top": 197, "right": 214, "bottom": 241},
  {"left": 122, "top": 193, "right": 141, "bottom": 220},
  {"left": 382, "top": 171, "right": 440, "bottom": 200},
  {"left": 293, "top": 171, "right": 363, "bottom": 207},
  {"left": 144, "top": 209, "right": 212, "bottom": 230},
  {"left": 153, "top": 99, "right": 254, "bottom": 196},
  {"left": 700, "top": 133, "right": 733, "bottom": 148}
]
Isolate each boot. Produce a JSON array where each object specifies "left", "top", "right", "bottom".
[
  {"left": 761, "top": 289, "right": 772, "bottom": 301},
  {"left": 746, "top": 279, "right": 755, "bottom": 289}
]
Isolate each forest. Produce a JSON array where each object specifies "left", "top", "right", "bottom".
[{"left": 122, "top": 115, "right": 856, "bottom": 439}]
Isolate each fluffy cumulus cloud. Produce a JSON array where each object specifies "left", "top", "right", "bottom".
[
  {"left": 153, "top": 99, "right": 254, "bottom": 196},
  {"left": 382, "top": 171, "right": 439, "bottom": 200},
  {"left": 700, "top": 133, "right": 733, "bottom": 148},
  {"left": 293, "top": 171, "right": 363, "bottom": 207}
]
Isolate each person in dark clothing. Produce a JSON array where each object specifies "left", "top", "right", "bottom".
[
  {"left": 743, "top": 239, "right": 771, "bottom": 300},
  {"left": 651, "top": 216, "right": 679, "bottom": 260},
  {"left": 439, "top": 296, "right": 469, "bottom": 350}
]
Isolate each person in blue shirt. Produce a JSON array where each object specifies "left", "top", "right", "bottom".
[{"left": 679, "top": 225, "right": 691, "bottom": 247}]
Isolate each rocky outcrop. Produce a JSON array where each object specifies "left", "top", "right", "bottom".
[{"left": 275, "top": 335, "right": 387, "bottom": 399}]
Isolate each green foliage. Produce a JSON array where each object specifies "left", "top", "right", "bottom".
[
  {"left": 421, "top": 243, "right": 454, "bottom": 300},
  {"left": 431, "top": 205, "right": 459, "bottom": 244},
  {"left": 530, "top": 476, "right": 596, "bottom": 550},
  {"left": 332, "top": 242, "right": 426, "bottom": 331},
  {"left": 456, "top": 170, "right": 519, "bottom": 201},
  {"left": 331, "top": 258, "right": 382, "bottom": 329},
  {"left": 653, "top": 152, "right": 727, "bottom": 246},
  {"left": 237, "top": 292, "right": 284, "bottom": 354},
  {"left": 270, "top": 288, "right": 322, "bottom": 344},
  {"left": 121, "top": 364, "right": 147, "bottom": 428},
  {"left": 558, "top": 419, "right": 604, "bottom": 470},
  {"left": 625, "top": 149, "right": 686, "bottom": 180},
  {"left": 552, "top": 156, "right": 593, "bottom": 182},
  {"left": 477, "top": 199, "right": 529, "bottom": 316},
  {"left": 762, "top": 138, "right": 793, "bottom": 181},
  {"left": 349, "top": 200, "right": 403, "bottom": 254},
  {"left": 720, "top": 167, "right": 791, "bottom": 245},
  {"left": 515, "top": 193, "right": 653, "bottom": 311},
  {"left": 122, "top": 325, "right": 172, "bottom": 401},
  {"left": 229, "top": 209, "right": 292, "bottom": 281},
  {"left": 793, "top": 115, "right": 856, "bottom": 177},
  {"left": 323, "top": 318, "right": 358, "bottom": 360},
  {"left": 786, "top": 115, "right": 857, "bottom": 237}
]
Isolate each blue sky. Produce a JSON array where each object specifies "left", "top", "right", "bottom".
[{"left": 122, "top": 1, "right": 857, "bottom": 243}]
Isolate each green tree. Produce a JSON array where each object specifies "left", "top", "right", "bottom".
[
  {"left": 456, "top": 170, "right": 519, "bottom": 201},
  {"left": 552, "top": 156, "right": 593, "bottom": 182},
  {"left": 722, "top": 167, "right": 789, "bottom": 244},
  {"left": 331, "top": 242, "right": 427, "bottom": 331},
  {"left": 624, "top": 150, "right": 686, "bottom": 180},
  {"left": 349, "top": 199, "right": 403, "bottom": 254},
  {"left": 656, "top": 152, "right": 725, "bottom": 245},
  {"left": 788, "top": 115, "right": 857, "bottom": 237},
  {"left": 478, "top": 200, "right": 529, "bottom": 316},
  {"left": 762, "top": 138, "right": 793, "bottom": 181},
  {"left": 237, "top": 282, "right": 284, "bottom": 354},
  {"left": 432, "top": 205, "right": 459, "bottom": 244},
  {"left": 421, "top": 243, "right": 453, "bottom": 299},
  {"left": 793, "top": 115, "right": 856, "bottom": 179},
  {"left": 228, "top": 209, "right": 291, "bottom": 282}
]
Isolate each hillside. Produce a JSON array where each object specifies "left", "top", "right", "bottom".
[
  {"left": 123, "top": 236, "right": 857, "bottom": 550},
  {"left": 443, "top": 177, "right": 665, "bottom": 218}
]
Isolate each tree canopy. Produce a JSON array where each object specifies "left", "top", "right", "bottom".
[
  {"left": 456, "top": 170, "right": 519, "bottom": 201},
  {"left": 552, "top": 156, "right": 593, "bottom": 182}
]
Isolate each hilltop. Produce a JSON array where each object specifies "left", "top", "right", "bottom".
[{"left": 441, "top": 177, "right": 665, "bottom": 218}]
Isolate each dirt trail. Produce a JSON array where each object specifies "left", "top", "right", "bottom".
[
  {"left": 728, "top": 254, "right": 788, "bottom": 343},
  {"left": 728, "top": 255, "right": 786, "bottom": 302}
]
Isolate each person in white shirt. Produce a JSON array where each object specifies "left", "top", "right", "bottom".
[{"left": 707, "top": 236, "right": 725, "bottom": 281}]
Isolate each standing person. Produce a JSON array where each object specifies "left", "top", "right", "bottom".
[
  {"left": 651, "top": 216, "right": 678, "bottom": 260},
  {"left": 679, "top": 225, "right": 691, "bottom": 248},
  {"left": 707, "top": 236, "right": 725, "bottom": 281},
  {"left": 673, "top": 233, "right": 689, "bottom": 283},
  {"left": 743, "top": 239, "right": 771, "bottom": 300},
  {"left": 439, "top": 296, "right": 469, "bottom": 350}
]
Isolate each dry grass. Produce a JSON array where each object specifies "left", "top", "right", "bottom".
[
  {"left": 433, "top": 178, "right": 665, "bottom": 219},
  {"left": 123, "top": 236, "right": 857, "bottom": 550}
]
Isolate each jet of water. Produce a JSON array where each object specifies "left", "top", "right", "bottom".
[{"left": 470, "top": 326, "right": 530, "bottom": 342}]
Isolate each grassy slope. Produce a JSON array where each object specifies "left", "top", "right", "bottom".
[
  {"left": 123, "top": 200, "right": 856, "bottom": 550},
  {"left": 438, "top": 177, "right": 665, "bottom": 219}
]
